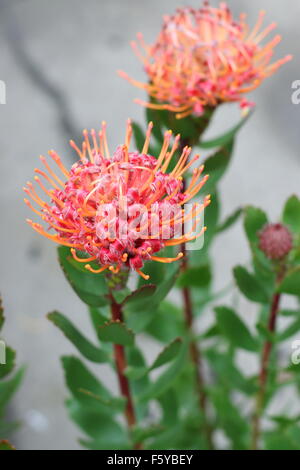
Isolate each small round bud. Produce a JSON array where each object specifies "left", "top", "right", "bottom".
[{"left": 258, "top": 223, "right": 293, "bottom": 260}]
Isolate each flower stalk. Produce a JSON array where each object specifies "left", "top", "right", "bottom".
[
  {"left": 109, "top": 294, "right": 136, "bottom": 427},
  {"left": 109, "top": 292, "right": 142, "bottom": 449},
  {"left": 251, "top": 289, "right": 281, "bottom": 450},
  {"left": 179, "top": 131, "right": 213, "bottom": 449}
]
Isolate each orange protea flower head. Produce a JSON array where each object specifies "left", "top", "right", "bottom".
[
  {"left": 120, "top": 2, "right": 292, "bottom": 118},
  {"left": 24, "top": 121, "right": 210, "bottom": 280}
]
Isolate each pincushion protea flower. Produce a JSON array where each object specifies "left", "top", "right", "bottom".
[
  {"left": 24, "top": 121, "right": 210, "bottom": 280},
  {"left": 119, "top": 2, "right": 292, "bottom": 118}
]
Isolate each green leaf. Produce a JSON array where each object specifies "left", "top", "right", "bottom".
[
  {"left": 209, "top": 387, "right": 250, "bottom": 449},
  {"left": 199, "top": 109, "right": 253, "bottom": 149},
  {"left": 150, "top": 338, "right": 182, "bottom": 371},
  {"left": 205, "top": 349, "right": 256, "bottom": 395},
  {"left": 127, "top": 347, "right": 150, "bottom": 420},
  {"left": 132, "top": 121, "right": 145, "bottom": 150},
  {"left": 256, "top": 322, "right": 276, "bottom": 343},
  {"left": 177, "top": 264, "right": 211, "bottom": 288},
  {"left": 0, "top": 440, "right": 15, "bottom": 450},
  {"left": 139, "top": 340, "right": 188, "bottom": 401},
  {"left": 124, "top": 366, "right": 147, "bottom": 380},
  {"left": 202, "top": 140, "right": 234, "bottom": 194},
  {"left": 0, "top": 368, "right": 24, "bottom": 411},
  {"left": 264, "top": 425, "right": 300, "bottom": 450},
  {"left": 61, "top": 356, "right": 112, "bottom": 410},
  {"left": 66, "top": 398, "right": 129, "bottom": 449},
  {"left": 122, "top": 285, "right": 157, "bottom": 307},
  {"left": 48, "top": 311, "right": 109, "bottom": 363},
  {"left": 80, "top": 437, "right": 130, "bottom": 450},
  {"left": 280, "top": 309, "right": 300, "bottom": 317},
  {"left": 200, "top": 191, "right": 220, "bottom": 249},
  {"left": 201, "top": 324, "right": 220, "bottom": 339},
  {"left": 278, "top": 319, "right": 300, "bottom": 342},
  {"left": 216, "top": 207, "right": 243, "bottom": 234},
  {"left": 88, "top": 306, "right": 110, "bottom": 341},
  {"left": 132, "top": 425, "right": 165, "bottom": 444},
  {"left": 147, "top": 103, "right": 214, "bottom": 145},
  {"left": 215, "top": 306, "right": 258, "bottom": 352},
  {"left": 112, "top": 288, "right": 131, "bottom": 305},
  {"left": 244, "top": 206, "right": 268, "bottom": 244},
  {"left": 145, "top": 108, "right": 164, "bottom": 142},
  {"left": 233, "top": 265, "right": 269, "bottom": 303},
  {"left": 145, "top": 301, "right": 185, "bottom": 342},
  {"left": 78, "top": 388, "right": 125, "bottom": 412},
  {"left": 98, "top": 321, "right": 134, "bottom": 346},
  {"left": 0, "top": 347, "right": 16, "bottom": 380},
  {"left": 126, "top": 263, "right": 180, "bottom": 332},
  {"left": 58, "top": 246, "right": 108, "bottom": 307},
  {"left": 278, "top": 267, "right": 300, "bottom": 296},
  {"left": 158, "top": 389, "right": 179, "bottom": 426},
  {"left": 282, "top": 195, "right": 300, "bottom": 233},
  {"left": 126, "top": 338, "right": 183, "bottom": 380}
]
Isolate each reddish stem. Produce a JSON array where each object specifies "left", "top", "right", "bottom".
[
  {"left": 179, "top": 137, "right": 213, "bottom": 449},
  {"left": 110, "top": 294, "right": 141, "bottom": 448},
  {"left": 251, "top": 290, "right": 281, "bottom": 449},
  {"left": 181, "top": 242, "right": 213, "bottom": 449}
]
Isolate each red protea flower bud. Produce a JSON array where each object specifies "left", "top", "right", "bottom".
[
  {"left": 258, "top": 223, "right": 293, "bottom": 260},
  {"left": 24, "top": 120, "right": 210, "bottom": 280}
]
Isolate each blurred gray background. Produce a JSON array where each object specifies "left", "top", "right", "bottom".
[{"left": 0, "top": 0, "right": 299, "bottom": 449}]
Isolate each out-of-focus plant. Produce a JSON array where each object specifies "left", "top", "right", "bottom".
[
  {"left": 205, "top": 197, "right": 300, "bottom": 450},
  {"left": 0, "top": 298, "right": 24, "bottom": 450}
]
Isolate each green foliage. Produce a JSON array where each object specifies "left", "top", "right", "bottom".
[
  {"left": 138, "top": 340, "right": 188, "bottom": 401},
  {"left": 198, "top": 109, "right": 253, "bottom": 149},
  {"left": 58, "top": 246, "right": 109, "bottom": 307},
  {"left": 0, "top": 299, "right": 23, "bottom": 442},
  {"left": 215, "top": 306, "right": 258, "bottom": 352},
  {"left": 244, "top": 206, "right": 268, "bottom": 245},
  {"left": 277, "top": 267, "right": 300, "bottom": 296},
  {"left": 45, "top": 103, "right": 300, "bottom": 452},
  {"left": 145, "top": 301, "right": 185, "bottom": 343},
  {"left": 145, "top": 102, "right": 215, "bottom": 146},
  {"left": 48, "top": 311, "right": 110, "bottom": 363},
  {"left": 216, "top": 207, "right": 243, "bottom": 234},
  {"left": 202, "top": 139, "right": 234, "bottom": 195},
  {"left": 98, "top": 321, "right": 134, "bottom": 346},
  {"left": 125, "top": 338, "right": 183, "bottom": 379},
  {"left": 177, "top": 264, "right": 211, "bottom": 288},
  {"left": 233, "top": 265, "right": 269, "bottom": 303},
  {"left": 125, "top": 263, "right": 180, "bottom": 332},
  {"left": 282, "top": 195, "right": 300, "bottom": 233}
]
